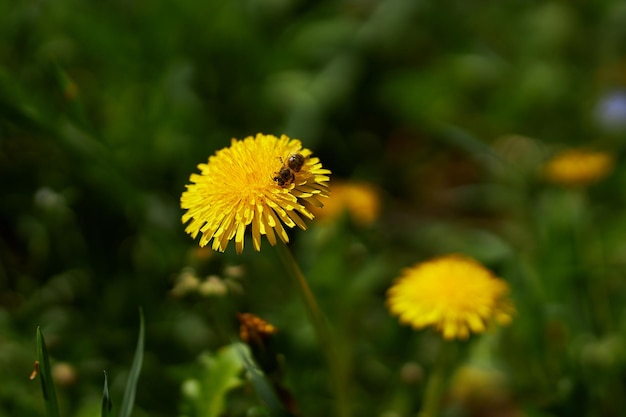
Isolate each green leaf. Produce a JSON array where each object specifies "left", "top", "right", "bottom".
[
  {"left": 101, "top": 371, "right": 113, "bottom": 417},
  {"left": 181, "top": 343, "right": 247, "bottom": 417},
  {"left": 36, "top": 327, "right": 60, "bottom": 417},
  {"left": 119, "top": 308, "right": 145, "bottom": 417},
  {"left": 236, "top": 344, "right": 296, "bottom": 417}
]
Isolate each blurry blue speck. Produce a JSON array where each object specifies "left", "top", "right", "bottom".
[{"left": 595, "top": 90, "right": 626, "bottom": 131}]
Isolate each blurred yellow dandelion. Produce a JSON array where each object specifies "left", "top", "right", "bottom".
[
  {"left": 181, "top": 134, "right": 331, "bottom": 253},
  {"left": 543, "top": 148, "right": 614, "bottom": 187},
  {"left": 449, "top": 365, "right": 510, "bottom": 410},
  {"left": 312, "top": 180, "right": 381, "bottom": 226},
  {"left": 386, "top": 255, "right": 514, "bottom": 340}
]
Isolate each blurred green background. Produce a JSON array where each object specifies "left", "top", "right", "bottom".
[{"left": 3, "top": 0, "right": 626, "bottom": 416}]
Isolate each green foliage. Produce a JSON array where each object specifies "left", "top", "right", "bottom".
[
  {"left": 179, "top": 344, "right": 247, "bottom": 417},
  {"left": 237, "top": 343, "right": 298, "bottom": 417},
  {"left": 34, "top": 313, "right": 144, "bottom": 417},
  {"left": 101, "top": 371, "right": 112, "bottom": 417},
  {"left": 36, "top": 328, "right": 60, "bottom": 417},
  {"left": 118, "top": 310, "right": 145, "bottom": 417},
  {"left": 3, "top": 0, "right": 626, "bottom": 416}
]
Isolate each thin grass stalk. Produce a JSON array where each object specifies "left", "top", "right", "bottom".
[
  {"left": 36, "top": 327, "right": 60, "bottom": 417},
  {"left": 119, "top": 308, "right": 145, "bottom": 417},
  {"left": 275, "top": 243, "right": 350, "bottom": 417},
  {"left": 101, "top": 371, "right": 113, "bottom": 417}
]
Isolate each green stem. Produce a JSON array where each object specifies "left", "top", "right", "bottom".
[
  {"left": 275, "top": 243, "right": 350, "bottom": 417},
  {"left": 568, "top": 189, "right": 612, "bottom": 335},
  {"left": 418, "top": 344, "right": 449, "bottom": 417}
]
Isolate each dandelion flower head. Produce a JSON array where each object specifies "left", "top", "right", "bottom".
[
  {"left": 543, "top": 148, "right": 614, "bottom": 187},
  {"left": 312, "top": 180, "right": 381, "bottom": 226},
  {"left": 181, "top": 134, "right": 330, "bottom": 253},
  {"left": 449, "top": 365, "right": 509, "bottom": 408},
  {"left": 386, "top": 255, "right": 514, "bottom": 340}
]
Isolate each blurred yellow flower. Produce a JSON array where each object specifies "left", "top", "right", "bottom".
[
  {"left": 449, "top": 365, "right": 507, "bottom": 404},
  {"left": 386, "top": 255, "right": 514, "bottom": 340},
  {"left": 543, "top": 148, "right": 614, "bottom": 187},
  {"left": 52, "top": 362, "right": 78, "bottom": 387},
  {"left": 312, "top": 180, "right": 381, "bottom": 226},
  {"left": 181, "top": 134, "right": 330, "bottom": 253},
  {"left": 449, "top": 365, "right": 514, "bottom": 415}
]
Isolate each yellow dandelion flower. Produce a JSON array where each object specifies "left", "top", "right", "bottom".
[
  {"left": 449, "top": 365, "right": 510, "bottom": 410},
  {"left": 543, "top": 148, "right": 614, "bottom": 187},
  {"left": 312, "top": 180, "right": 381, "bottom": 226},
  {"left": 181, "top": 134, "right": 331, "bottom": 253},
  {"left": 386, "top": 255, "right": 514, "bottom": 340}
]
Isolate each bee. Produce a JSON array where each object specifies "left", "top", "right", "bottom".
[
  {"left": 273, "top": 166, "right": 295, "bottom": 187},
  {"left": 287, "top": 153, "right": 305, "bottom": 172},
  {"left": 273, "top": 152, "right": 306, "bottom": 187}
]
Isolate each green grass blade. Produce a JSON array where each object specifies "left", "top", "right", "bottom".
[
  {"left": 36, "top": 327, "right": 60, "bottom": 417},
  {"left": 101, "top": 371, "right": 113, "bottom": 417},
  {"left": 438, "top": 124, "right": 502, "bottom": 162},
  {"left": 53, "top": 62, "right": 94, "bottom": 133},
  {"left": 118, "top": 308, "right": 145, "bottom": 417},
  {"left": 236, "top": 344, "right": 296, "bottom": 417}
]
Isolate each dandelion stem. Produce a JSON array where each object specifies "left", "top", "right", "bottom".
[
  {"left": 276, "top": 243, "right": 350, "bottom": 417},
  {"left": 417, "top": 344, "right": 449, "bottom": 417}
]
